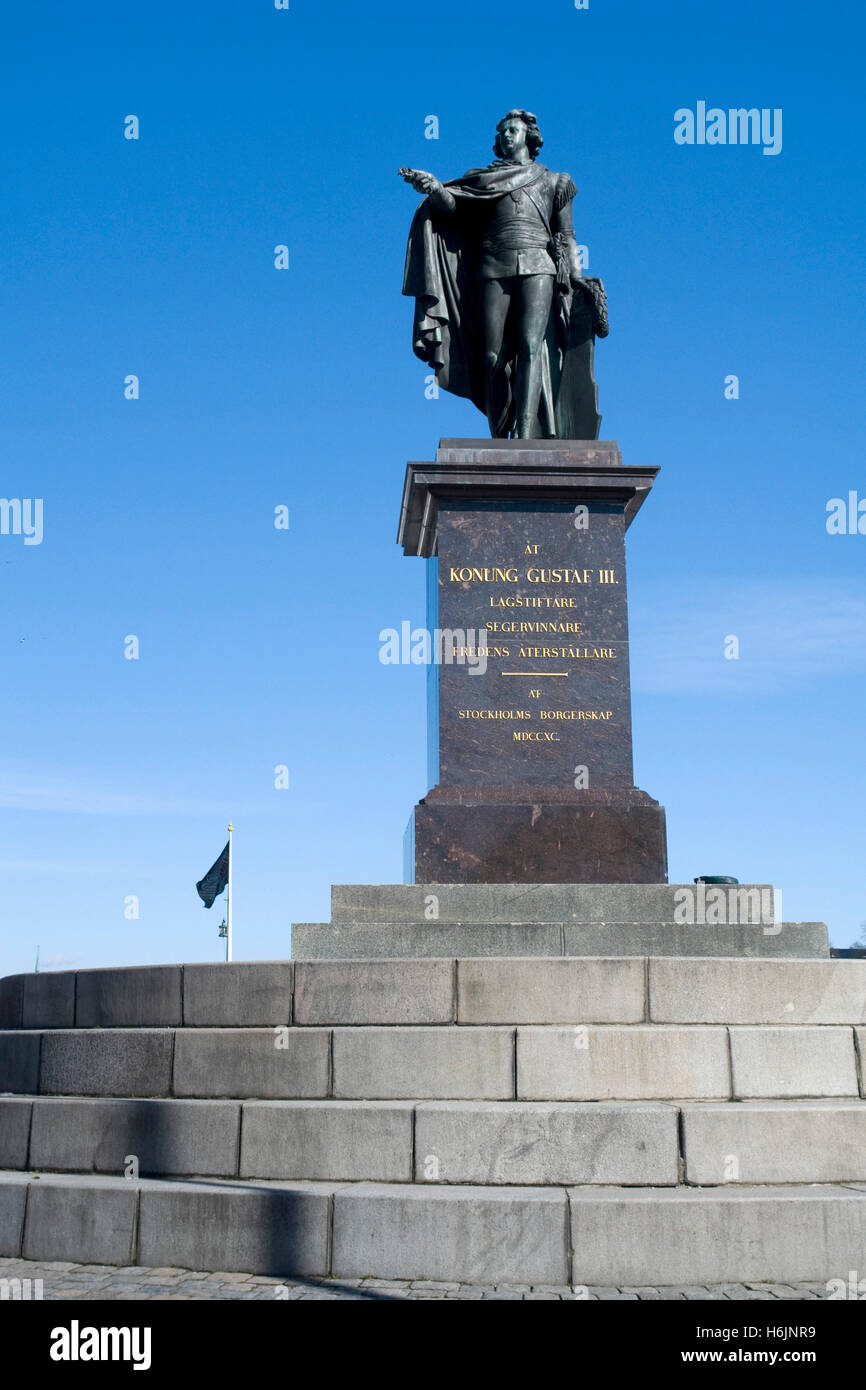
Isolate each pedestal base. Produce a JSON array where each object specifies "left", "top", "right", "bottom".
[{"left": 409, "top": 789, "right": 668, "bottom": 884}]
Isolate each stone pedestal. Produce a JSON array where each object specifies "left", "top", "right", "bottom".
[{"left": 398, "top": 439, "right": 667, "bottom": 884}]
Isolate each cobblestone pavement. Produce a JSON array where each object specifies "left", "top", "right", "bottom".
[{"left": 0, "top": 1258, "right": 835, "bottom": 1301}]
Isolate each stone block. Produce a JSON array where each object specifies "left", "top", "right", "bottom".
[
  {"left": 681, "top": 1101, "right": 866, "bottom": 1184},
  {"left": 564, "top": 921, "right": 828, "bottom": 959},
  {"left": 295, "top": 918, "right": 827, "bottom": 960},
  {"left": 569, "top": 1186, "right": 866, "bottom": 1286},
  {"left": 28, "top": 1097, "right": 241, "bottom": 1176},
  {"left": 650, "top": 958, "right": 866, "bottom": 1024},
  {"left": 0, "top": 1099, "right": 32, "bottom": 1168},
  {"left": 294, "top": 960, "right": 454, "bottom": 1025},
  {"left": 412, "top": 799, "right": 667, "bottom": 887},
  {"left": 332, "top": 1027, "right": 513, "bottom": 1100},
  {"left": 39, "top": 1029, "right": 174, "bottom": 1097},
  {"left": 332, "top": 1183, "right": 568, "bottom": 1284},
  {"left": 0, "top": 1032, "right": 40, "bottom": 1094},
  {"left": 173, "top": 1029, "right": 329, "bottom": 1099},
  {"left": 292, "top": 922, "right": 561, "bottom": 959},
  {"left": 182, "top": 962, "right": 294, "bottom": 1027},
  {"left": 517, "top": 1025, "right": 729, "bottom": 1100},
  {"left": 729, "top": 1026, "right": 857, "bottom": 1098},
  {"left": 330, "top": 883, "right": 775, "bottom": 925},
  {"left": 0, "top": 975, "right": 24, "bottom": 1029},
  {"left": 22, "top": 971, "right": 76, "bottom": 1029},
  {"left": 240, "top": 1101, "right": 414, "bottom": 1181},
  {"left": 22, "top": 1175, "right": 137, "bottom": 1265},
  {"left": 75, "top": 967, "right": 182, "bottom": 1028},
  {"left": 457, "top": 957, "right": 645, "bottom": 1024},
  {"left": 414, "top": 1101, "right": 677, "bottom": 1184},
  {"left": 138, "top": 1178, "right": 332, "bottom": 1276},
  {"left": 0, "top": 1176, "right": 28, "bottom": 1255}
]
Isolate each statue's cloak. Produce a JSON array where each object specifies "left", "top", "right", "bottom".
[{"left": 402, "top": 160, "right": 607, "bottom": 439}]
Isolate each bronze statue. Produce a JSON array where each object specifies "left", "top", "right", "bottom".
[{"left": 400, "top": 109, "right": 609, "bottom": 440}]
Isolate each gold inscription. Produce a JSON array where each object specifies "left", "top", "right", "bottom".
[
  {"left": 513, "top": 731, "right": 561, "bottom": 742},
  {"left": 517, "top": 647, "right": 616, "bottom": 660},
  {"left": 488, "top": 595, "right": 577, "bottom": 609},
  {"left": 525, "top": 567, "right": 594, "bottom": 584},
  {"left": 449, "top": 566, "right": 519, "bottom": 583},
  {"left": 485, "top": 621, "right": 582, "bottom": 634},
  {"left": 539, "top": 710, "right": 614, "bottom": 721},
  {"left": 452, "top": 646, "right": 509, "bottom": 658},
  {"left": 448, "top": 567, "right": 609, "bottom": 586},
  {"left": 457, "top": 709, "right": 530, "bottom": 720}
]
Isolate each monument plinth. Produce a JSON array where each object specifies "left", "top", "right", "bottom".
[{"left": 399, "top": 439, "right": 667, "bottom": 884}]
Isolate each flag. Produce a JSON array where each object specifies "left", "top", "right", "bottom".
[{"left": 196, "top": 842, "right": 229, "bottom": 908}]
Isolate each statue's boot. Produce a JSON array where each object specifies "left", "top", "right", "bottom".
[
  {"left": 485, "top": 361, "right": 512, "bottom": 439},
  {"left": 513, "top": 354, "right": 545, "bottom": 438}
]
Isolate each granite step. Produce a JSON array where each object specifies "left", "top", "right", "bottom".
[
  {"left": 3, "top": 1170, "right": 866, "bottom": 1285},
  {"left": 315, "top": 881, "right": 828, "bottom": 958},
  {"left": 330, "top": 883, "right": 782, "bottom": 924},
  {"left": 2, "top": 1021, "right": 863, "bottom": 1101},
  {"left": 6, "top": 1095, "right": 866, "bottom": 1186},
  {"left": 292, "top": 920, "right": 829, "bottom": 958},
  {"left": 0, "top": 1096, "right": 678, "bottom": 1185},
  {"left": 7, "top": 953, "right": 862, "bottom": 1032}
]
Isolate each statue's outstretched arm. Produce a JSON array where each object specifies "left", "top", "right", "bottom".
[{"left": 398, "top": 168, "right": 456, "bottom": 214}]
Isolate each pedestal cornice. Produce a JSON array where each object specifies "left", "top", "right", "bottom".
[{"left": 398, "top": 439, "right": 659, "bottom": 557}]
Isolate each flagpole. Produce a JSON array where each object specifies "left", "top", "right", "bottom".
[{"left": 226, "top": 822, "right": 233, "bottom": 963}]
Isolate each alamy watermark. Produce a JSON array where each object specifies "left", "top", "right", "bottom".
[
  {"left": 673, "top": 884, "right": 781, "bottom": 934},
  {"left": 675, "top": 103, "right": 782, "bottom": 156},
  {"left": 827, "top": 1271, "right": 866, "bottom": 1300},
  {"left": 0, "top": 498, "right": 43, "bottom": 545},
  {"left": 379, "top": 623, "right": 489, "bottom": 674},
  {"left": 826, "top": 492, "right": 866, "bottom": 535},
  {"left": 50, "top": 1322, "right": 151, "bottom": 1369},
  {"left": 0, "top": 1277, "right": 43, "bottom": 1300}
]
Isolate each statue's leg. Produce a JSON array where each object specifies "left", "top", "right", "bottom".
[
  {"left": 481, "top": 278, "right": 513, "bottom": 438},
  {"left": 512, "top": 275, "right": 555, "bottom": 439}
]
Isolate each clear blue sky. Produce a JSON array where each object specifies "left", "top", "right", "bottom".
[{"left": 1, "top": 0, "right": 864, "bottom": 971}]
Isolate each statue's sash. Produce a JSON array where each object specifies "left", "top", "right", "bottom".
[{"left": 445, "top": 161, "right": 549, "bottom": 201}]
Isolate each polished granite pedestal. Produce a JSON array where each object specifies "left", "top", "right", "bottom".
[{"left": 398, "top": 439, "right": 667, "bottom": 884}]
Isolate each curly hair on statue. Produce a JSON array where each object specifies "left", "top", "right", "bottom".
[{"left": 493, "top": 109, "right": 544, "bottom": 161}]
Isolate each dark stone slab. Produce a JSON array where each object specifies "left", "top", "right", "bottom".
[
  {"left": 433, "top": 497, "right": 634, "bottom": 791},
  {"left": 437, "top": 439, "right": 624, "bottom": 464},
  {"left": 413, "top": 794, "right": 667, "bottom": 884}
]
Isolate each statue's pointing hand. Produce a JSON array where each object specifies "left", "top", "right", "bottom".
[{"left": 398, "top": 168, "right": 442, "bottom": 196}]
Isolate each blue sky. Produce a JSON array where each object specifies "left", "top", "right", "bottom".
[{"left": 1, "top": 0, "right": 864, "bottom": 971}]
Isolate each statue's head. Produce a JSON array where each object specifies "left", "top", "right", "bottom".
[{"left": 493, "top": 109, "right": 543, "bottom": 161}]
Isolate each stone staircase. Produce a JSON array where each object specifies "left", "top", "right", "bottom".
[{"left": 2, "top": 884, "right": 865, "bottom": 1287}]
